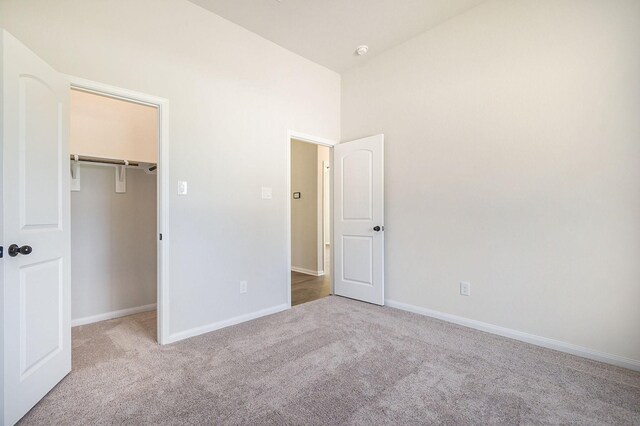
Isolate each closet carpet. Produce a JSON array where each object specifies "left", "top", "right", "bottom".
[{"left": 20, "top": 297, "right": 640, "bottom": 425}]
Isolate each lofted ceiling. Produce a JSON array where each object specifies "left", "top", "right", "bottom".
[{"left": 188, "top": 0, "right": 487, "bottom": 72}]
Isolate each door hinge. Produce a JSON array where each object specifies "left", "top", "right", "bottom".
[{"left": 159, "top": 233, "right": 163, "bottom": 241}]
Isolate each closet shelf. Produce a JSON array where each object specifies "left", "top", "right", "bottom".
[{"left": 69, "top": 154, "right": 156, "bottom": 168}]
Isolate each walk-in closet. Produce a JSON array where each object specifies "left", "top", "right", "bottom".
[{"left": 69, "top": 88, "right": 158, "bottom": 337}]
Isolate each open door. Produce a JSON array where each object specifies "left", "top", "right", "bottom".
[
  {"left": 1, "top": 30, "right": 71, "bottom": 424},
  {"left": 333, "top": 134, "right": 384, "bottom": 305}
]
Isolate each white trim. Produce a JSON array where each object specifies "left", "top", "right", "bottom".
[
  {"left": 291, "top": 267, "right": 324, "bottom": 276},
  {"left": 322, "top": 161, "right": 331, "bottom": 247},
  {"left": 386, "top": 299, "right": 640, "bottom": 372},
  {"left": 165, "top": 304, "right": 289, "bottom": 344},
  {"left": 289, "top": 130, "right": 336, "bottom": 147},
  {"left": 65, "top": 77, "right": 168, "bottom": 107},
  {"left": 287, "top": 130, "right": 337, "bottom": 309},
  {"left": 71, "top": 304, "right": 157, "bottom": 327},
  {"left": 65, "top": 75, "right": 171, "bottom": 345}
]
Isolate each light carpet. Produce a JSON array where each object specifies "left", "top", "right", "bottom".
[{"left": 19, "top": 296, "right": 640, "bottom": 425}]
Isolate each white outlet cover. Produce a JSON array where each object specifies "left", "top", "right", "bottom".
[
  {"left": 178, "top": 180, "right": 188, "bottom": 195},
  {"left": 261, "top": 187, "right": 272, "bottom": 199},
  {"left": 240, "top": 280, "right": 248, "bottom": 294},
  {"left": 460, "top": 281, "right": 471, "bottom": 296}
]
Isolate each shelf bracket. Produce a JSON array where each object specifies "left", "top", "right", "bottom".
[
  {"left": 70, "top": 154, "right": 81, "bottom": 192},
  {"left": 115, "top": 160, "right": 128, "bottom": 193}
]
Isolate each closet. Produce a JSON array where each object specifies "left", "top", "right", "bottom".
[{"left": 69, "top": 88, "right": 158, "bottom": 333}]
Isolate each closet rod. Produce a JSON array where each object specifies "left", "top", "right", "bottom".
[
  {"left": 70, "top": 154, "right": 155, "bottom": 168},
  {"left": 70, "top": 154, "right": 140, "bottom": 167}
]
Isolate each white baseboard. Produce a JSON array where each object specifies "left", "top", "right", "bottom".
[
  {"left": 165, "top": 304, "right": 289, "bottom": 344},
  {"left": 385, "top": 299, "right": 640, "bottom": 372},
  {"left": 291, "top": 266, "right": 324, "bottom": 276},
  {"left": 72, "top": 303, "right": 157, "bottom": 327}
]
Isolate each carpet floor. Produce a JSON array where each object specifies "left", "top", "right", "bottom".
[{"left": 19, "top": 296, "right": 640, "bottom": 425}]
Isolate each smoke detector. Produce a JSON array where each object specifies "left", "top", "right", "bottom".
[{"left": 355, "top": 45, "right": 369, "bottom": 56}]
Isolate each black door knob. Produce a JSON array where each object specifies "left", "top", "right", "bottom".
[
  {"left": 8, "top": 244, "right": 32, "bottom": 257},
  {"left": 373, "top": 226, "right": 382, "bottom": 232}
]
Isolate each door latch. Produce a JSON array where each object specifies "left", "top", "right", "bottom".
[{"left": 8, "top": 244, "right": 32, "bottom": 257}]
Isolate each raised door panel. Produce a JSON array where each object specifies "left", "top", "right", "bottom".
[
  {"left": 20, "top": 259, "right": 63, "bottom": 379},
  {"left": 342, "top": 235, "right": 373, "bottom": 286},
  {"left": 341, "top": 150, "right": 373, "bottom": 221},
  {"left": 20, "top": 76, "right": 62, "bottom": 229}
]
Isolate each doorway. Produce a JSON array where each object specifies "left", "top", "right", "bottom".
[
  {"left": 286, "top": 132, "right": 385, "bottom": 307},
  {"left": 287, "top": 133, "right": 335, "bottom": 306},
  {"left": 68, "top": 77, "right": 170, "bottom": 344}
]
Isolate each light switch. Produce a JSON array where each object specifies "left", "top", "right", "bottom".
[
  {"left": 261, "top": 187, "right": 272, "bottom": 199},
  {"left": 178, "top": 181, "right": 188, "bottom": 195}
]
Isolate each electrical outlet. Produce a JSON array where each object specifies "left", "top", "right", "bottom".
[
  {"left": 240, "top": 281, "right": 248, "bottom": 294},
  {"left": 261, "top": 187, "right": 272, "bottom": 199},
  {"left": 460, "top": 281, "right": 471, "bottom": 296}
]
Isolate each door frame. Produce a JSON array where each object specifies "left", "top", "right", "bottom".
[
  {"left": 286, "top": 131, "right": 336, "bottom": 308},
  {"left": 321, "top": 160, "right": 331, "bottom": 271},
  {"left": 66, "top": 76, "right": 171, "bottom": 344}
]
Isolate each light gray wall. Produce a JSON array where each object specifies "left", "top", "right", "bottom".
[
  {"left": 0, "top": 0, "right": 340, "bottom": 337},
  {"left": 71, "top": 165, "right": 157, "bottom": 320},
  {"left": 342, "top": 0, "right": 640, "bottom": 361},
  {"left": 291, "top": 140, "right": 319, "bottom": 273}
]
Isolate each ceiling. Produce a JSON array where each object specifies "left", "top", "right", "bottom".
[{"left": 188, "top": 0, "right": 487, "bottom": 72}]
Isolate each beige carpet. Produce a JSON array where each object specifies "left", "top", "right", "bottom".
[{"left": 20, "top": 296, "right": 640, "bottom": 425}]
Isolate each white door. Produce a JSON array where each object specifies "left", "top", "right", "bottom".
[
  {"left": 1, "top": 30, "right": 71, "bottom": 425},
  {"left": 333, "top": 134, "right": 384, "bottom": 305}
]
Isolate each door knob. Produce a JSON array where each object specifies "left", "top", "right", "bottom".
[
  {"left": 8, "top": 244, "right": 32, "bottom": 257},
  {"left": 373, "top": 226, "right": 384, "bottom": 232}
]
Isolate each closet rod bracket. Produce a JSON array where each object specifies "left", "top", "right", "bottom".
[
  {"left": 115, "top": 165, "right": 127, "bottom": 193},
  {"left": 70, "top": 155, "right": 81, "bottom": 191}
]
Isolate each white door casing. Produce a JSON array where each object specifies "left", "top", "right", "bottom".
[
  {"left": 1, "top": 30, "right": 71, "bottom": 425},
  {"left": 333, "top": 134, "right": 384, "bottom": 305},
  {"left": 323, "top": 161, "right": 330, "bottom": 246},
  {"left": 67, "top": 76, "right": 170, "bottom": 345}
]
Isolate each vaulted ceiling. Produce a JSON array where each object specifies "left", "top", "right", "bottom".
[{"left": 188, "top": 0, "right": 487, "bottom": 72}]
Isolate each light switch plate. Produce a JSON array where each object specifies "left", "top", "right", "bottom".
[
  {"left": 460, "top": 281, "right": 471, "bottom": 296},
  {"left": 178, "top": 181, "right": 188, "bottom": 195},
  {"left": 261, "top": 187, "right": 272, "bottom": 199}
]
